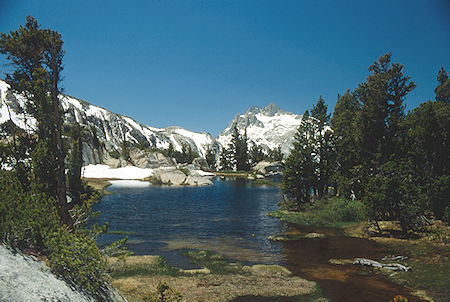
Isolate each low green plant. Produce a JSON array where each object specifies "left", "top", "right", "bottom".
[
  {"left": 109, "top": 256, "right": 180, "bottom": 278},
  {"left": 181, "top": 250, "right": 244, "bottom": 274},
  {"left": 148, "top": 176, "right": 164, "bottom": 185},
  {"left": 272, "top": 197, "right": 368, "bottom": 227},
  {"left": 143, "top": 282, "right": 183, "bottom": 302}
]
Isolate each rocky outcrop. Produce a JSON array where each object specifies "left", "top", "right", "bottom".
[
  {"left": 129, "top": 149, "right": 175, "bottom": 169},
  {"left": 0, "top": 245, "right": 126, "bottom": 302},
  {"left": 253, "top": 160, "right": 284, "bottom": 177},
  {"left": 152, "top": 167, "right": 214, "bottom": 186},
  {"left": 192, "top": 157, "right": 210, "bottom": 171}
]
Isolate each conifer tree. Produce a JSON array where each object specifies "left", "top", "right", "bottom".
[
  {"left": 205, "top": 148, "right": 216, "bottom": 170},
  {"left": 219, "top": 145, "right": 233, "bottom": 170},
  {"left": 435, "top": 67, "right": 449, "bottom": 104},
  {"left": 282, "top": 111, "right": 317, "bottom": 208},
  {"left": 355, "top": 53, "right": 418, "bottom": 231},
  {"left": 249, "top": 143, "right": 265, "bottom": 165},
  {"left": 229, "top": 124, "right": 249, "bottom": 171},
  {"left": 311, "top": 96, "right": 334, "bottom": 198},
  {"left": 0, "top": 16, "right": 72, "bottom": 227},
  {"left": 331, "top": 91, "right": 361, "bottom": 198},
  {"left": 267, "top": 147, "right": 283, "bottom": 162},
  {"left": 67, "top": 123, "right": 84, "bottom": 205}
]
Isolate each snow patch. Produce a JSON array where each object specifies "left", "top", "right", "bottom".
[
  {"left": 82, "top": 164, "right": 153, "bottom": 179},
  {"left": 109, "top": 180, "right": 151, "bottom": 187}
]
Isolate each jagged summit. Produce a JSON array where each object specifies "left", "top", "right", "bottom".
[
  {"left": 242, "top": 103, "right": 285, "bottom": 117},
  {"left": 217, "top": 103, "right": 302, "bottom": 155}
]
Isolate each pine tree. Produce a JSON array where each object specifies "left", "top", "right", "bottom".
[
  {"left": 205, "top": 148, "right": 216, "bottom": 170},
  {"left": 282, "top": 111, "right": 317, "bottom": 208},
  {"left": 229, "top": 124, "right": 249, "bottom": 171},
  {"left": 0, "top": 16, "right": 72, "bottom": 227},
  {"left": 311, "top": 96, "right": 334, "bottom": 198},
  {"left": 331, "top": 90, "right": 361, "bottom": 198},
  {"left": 355, "top": 53, "right": 418, "bottom": 231},
  {"left": 435, "top": 67, "right": 449, "bottom": 104},
  {"left": 249, "top": 143, "right": 265, "bottom": 165},
  {"left": 403, "top": 70, "right": 450, "bottom": 220},
  {"left": 267, "top": 147, "right": 283, "bottom": 162},
  {"left": 219, "top": 146, "right": 233, "bottom": 171},
  {"left": 67, "top": 123, "right": 84, "bottom": 205}
]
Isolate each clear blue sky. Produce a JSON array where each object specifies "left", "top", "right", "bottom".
[{"left": 1, "top": 0, "right": 449, "bottom": 136}]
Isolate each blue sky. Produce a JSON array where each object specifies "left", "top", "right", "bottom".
[{"left": 1, "top": 0, "right": 449, "bottom": 136}]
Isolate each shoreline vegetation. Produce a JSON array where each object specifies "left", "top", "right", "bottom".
[
  {"left": 107, "top": 250, "right": 325, "bottom": 302},
  {"left": 269, "top": 198, "right": 450, "bottom": 302}
]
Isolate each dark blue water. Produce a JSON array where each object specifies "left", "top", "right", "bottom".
[
  {"left": 91, "top": 178, "right": 427, "bottom": 301},
  {"left": 91, "top": 178, "right": 285, "bottom": 266}
]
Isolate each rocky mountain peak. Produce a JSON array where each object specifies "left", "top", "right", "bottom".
[{"left": 261, "top": 103, "right": 282, "bottom": 116}]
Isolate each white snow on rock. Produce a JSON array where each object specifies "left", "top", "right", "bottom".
[
  {"left": 0, "top": 80, "right": 219, "bottom": 165},
  {"left": 82, "top": 164, "right": 153, "bottom": 179},
  {"left": 217, "top": 103, "right": 302, "bottom": 156}
]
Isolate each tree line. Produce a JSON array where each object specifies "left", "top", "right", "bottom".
[
  {"left": 218, "top": 124, "right": 284, "bottom": 171},
  {"left": 282, "top": 53, "right": 449, "bottom": 231}
]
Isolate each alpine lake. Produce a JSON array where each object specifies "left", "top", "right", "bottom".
[{"left": 90, "top": 177, "right": 428, "bottom": 302}]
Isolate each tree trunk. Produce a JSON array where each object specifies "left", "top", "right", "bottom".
[{"left": 51, "top": 53, "right": 73, "bottom": 229}]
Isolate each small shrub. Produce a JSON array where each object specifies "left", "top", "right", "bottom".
[
  {"left": 45, "top": 228, "right": 106, "bottom": 294},
  {"left": 143, "top": 282, "right": 183, "bottom": 302}
]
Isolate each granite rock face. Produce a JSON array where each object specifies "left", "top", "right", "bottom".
[
  {"left": 0, "top": 245, "right": 126, "bottom": 302},
  {"left": 253, "top": 160, "right": 285, "bottom": 177}
]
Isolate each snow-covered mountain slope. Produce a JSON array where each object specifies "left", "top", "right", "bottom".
[
  {"left": 0, "top": 80, "right": 219, "bottom": 164},
  {"left": 217, "top": 103, "right": 302, "bottom": 155}
]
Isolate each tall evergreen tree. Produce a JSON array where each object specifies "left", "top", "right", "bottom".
[
  {"left": 311, "top": 96, "right": 334, "bottom": 198},
  {"left": 355, "top": 53, "right": 418, "bottom": 231},
  {"left": 219, "top": 146, "right": 233, "bottom": 171},
  {"left": 249, "top": 143, "right": 265, "bottom": 165},
  {"left": 403, "top": 69, "right": 450, "bottom": 220},
  {"left": 0, "top": 16, "right": 72, "bottom": 227},
  {"left": 67, "top": 123, "right": 84, "bottom": 205},
  {"left": 229, "top": 124, "right": 250, "bottom": 171},
  {"left": 356, "top": 53, "right": 415, "bottom": 174},
  {"left": 282, "top": 111, "right": 317, "bottom": 208},
  {"left": 331, "top": 90, "right": 361, "bottom": 198},
  {"left": 205, "top": 148, "right": 217, "bottom": 170}
]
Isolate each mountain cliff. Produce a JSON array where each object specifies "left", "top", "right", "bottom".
[
  {"left": 0, "top": 80, "right": 219, "bottom": 165},
  {"left": 1, "top": 80, "right": 302, "bottom": 165}
]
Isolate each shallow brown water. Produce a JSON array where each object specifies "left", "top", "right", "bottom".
[{"left": 281, "top": 224, "right": 427, "bottom": 302}]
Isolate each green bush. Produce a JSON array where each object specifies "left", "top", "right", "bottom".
[
  {"left": 276, "top": 197, "right": 368, "bottom": 226},
  {"left": 143, "top": 282, "right": 183, "bottom": 302},
  {"left": 0, "top": 170, "right": 114, "bottom": 296},
  {"left": 45, "top": 228, "right": 106, "bottom": 294}
]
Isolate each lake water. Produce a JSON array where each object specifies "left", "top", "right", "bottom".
[
  {"left": 91, "top": 178, "right": 426, "bottom": 302},
  {"left": 92, "top": 178, "right": 285, "bottom": 267}
]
